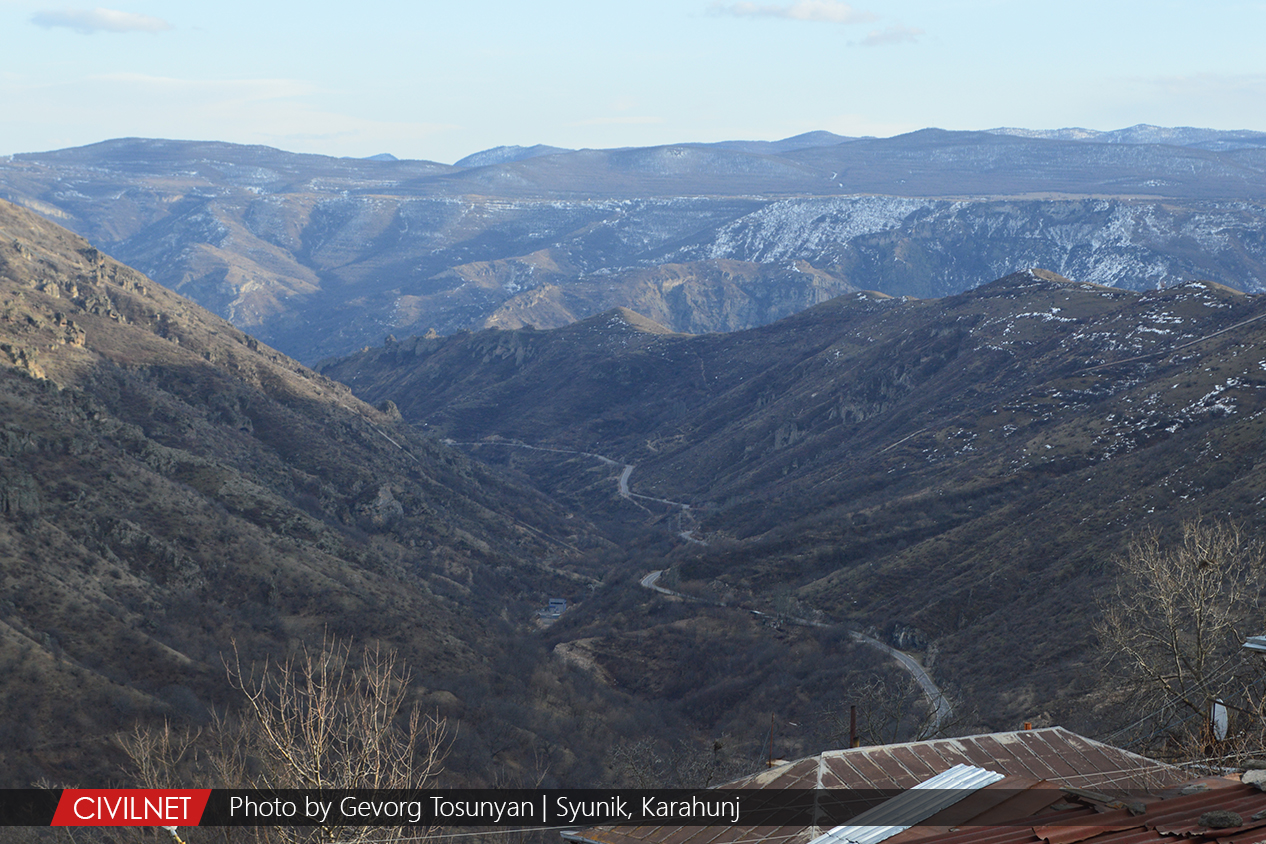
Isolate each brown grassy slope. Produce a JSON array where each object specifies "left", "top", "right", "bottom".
[{"left": 0, "top": 198, "right": 617, "bottom": 786}]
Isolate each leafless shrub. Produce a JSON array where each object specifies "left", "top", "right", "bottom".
[{"left": 225, "top": 637, "right": 446, "bottom": 793}]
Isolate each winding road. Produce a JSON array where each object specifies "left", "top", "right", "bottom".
[
  {"left": 445, "top": 439, "right": 705, "bottom": 543},
  {"left": 447, "top": 439, "right": 951, "bottom": 731},
  {"left": 640, "top": 570, "right": 953, "bottom": 731},
  {"left": 848, "top": 631, "right": 953, "bottom": 730}
]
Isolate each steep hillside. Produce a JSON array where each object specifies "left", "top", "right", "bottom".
[
  {"left": 0, "top": 198, "right": 641, "bottom": 787},
  {"left": 4, "top": 133, "right": 1266, "bottom": 361},
  {"left": 322, "top": 270, "right": 1266, "bottom": 733}
]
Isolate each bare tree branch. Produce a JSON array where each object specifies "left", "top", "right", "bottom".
[
  {"left": 120, "top": 636, "right": 448, "bottom": 844},
  {"left": 1096, "top": 518, "right": 1266, "bottom": 759}
]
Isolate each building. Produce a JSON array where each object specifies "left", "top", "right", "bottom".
[{"left": 564, "top": 728, "right": 1192, "bottom": 844}]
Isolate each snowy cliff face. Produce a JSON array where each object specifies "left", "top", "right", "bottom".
[
  {"left": 666, "top": 198, "right": 1266, "bottom": 299},
  {"left": 689, "top": 196, "right": 934, "bottom": 263}
]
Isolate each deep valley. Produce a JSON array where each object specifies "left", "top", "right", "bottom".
[{"left": 5, "top": 126, "right": 1266, "bottom": 792}]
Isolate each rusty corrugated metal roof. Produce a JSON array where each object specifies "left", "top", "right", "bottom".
[
  {"left": 727, "top": 728, "right": 1188, "bottom": 793},
  {"left": 900, "top": 777, "right": 1266, "bottom": 844},
  {"left": 565, "top": 729, "right": 1191, "bottom": 844},
  {"left": 881, "top": 776, "right": 1093, "bottom": 844},
  {"left": 1033, "top": 779, "right": 1266, "bottom": 844}
]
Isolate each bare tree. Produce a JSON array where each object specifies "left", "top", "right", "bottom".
[
  {"left": 224, "top": 638, "right": 446, "bottom": 793},
  {"left": 120, "top": 720, "right": 203, "bottom": 790},
  {"left": 121, "top": 636, "right": 447, "bottom": 844},
  {"left": 1096, "top": 519, "right": 1266, "bottom": 757}
]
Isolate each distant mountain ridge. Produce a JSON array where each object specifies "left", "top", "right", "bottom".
[
  {"left": 454, "top": 144, "right": 573, "bottom": 167},
  {"left": 450, "top": 131, "right": 858, "bottom": 167},
  {"left": 3, "top": 126, "right": 1266, "bottom": 363},
  {"left": 987, "top": 123, "right": 1266, "bottom": 151},
  {"left": 451, "top": 125, "right": 1266, "bottom": 164}
]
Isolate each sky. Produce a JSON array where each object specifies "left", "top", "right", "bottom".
[{"left": 2, "top": 0, "right": 1265, "bottom": 165}]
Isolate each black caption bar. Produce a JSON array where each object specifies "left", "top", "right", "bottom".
[{"left": 1, "top": 787, "right": 1162, "bottom": 828}]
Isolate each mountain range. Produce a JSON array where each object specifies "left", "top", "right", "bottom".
[
  {"left": 4, "top": 128, "right": 1266, "bottom": 363},
  {"left": 0, "top": 195, "right": 948, "bottom": 786}
]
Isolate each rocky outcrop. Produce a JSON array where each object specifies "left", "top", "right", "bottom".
[{"left": 0, "top": 468, "right": 40, "bottom": 519}]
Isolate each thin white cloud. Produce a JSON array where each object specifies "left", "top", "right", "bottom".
[
  {"left": 31, "top": 7, "right": 172, "bottom": 34},
  {"left": 711, "top": 0, "right": 876, "bottom": 24},
  {"left": 859, "top": 25, "right": 923, "bottom": 46}
]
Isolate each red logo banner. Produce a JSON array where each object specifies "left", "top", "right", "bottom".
[{"left": 51, "top": 790, "right": 211, "bottom": 826}]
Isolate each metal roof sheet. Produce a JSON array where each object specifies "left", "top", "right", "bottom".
[
  {"left": 726, "top": 728, "right": 1188, "bottom": 793},
  {"left": 808, "top": 765, "right": 1006, "bottom": 844},
  {"left": 871, "top": 777, "right": 1266, "bottom": 844},
  {"left": 1000, "top": 779, "right": 1266, "bottom": 844},
  {"left": 882, "top": 777, "right": 1091, "bottom": 844}
]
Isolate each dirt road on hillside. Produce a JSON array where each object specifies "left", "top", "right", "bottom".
[
  {"left": 446, "top": 439, "right": 704, "bottom": 542},
  {"left": 639, "top": 570, "right": 953, "bottom": 731}
]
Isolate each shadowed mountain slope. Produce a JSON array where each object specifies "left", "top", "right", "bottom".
[
  {"left": 480, "top": 259, "right": 859, "bottom": 332},
  {"left": 0, "top": 198, "right": 636, "bottom": 786},
  {"left": 322, "top": 270, "right": 1266, "bottom": 732}
]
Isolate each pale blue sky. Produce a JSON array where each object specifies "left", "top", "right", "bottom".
[{"left": 2, "top": 0, "right": 1265, "bottom": 164}]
